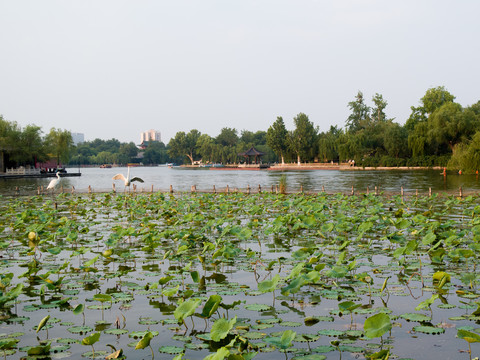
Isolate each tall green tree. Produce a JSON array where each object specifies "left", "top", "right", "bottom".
[
  {"left": 383, "top": 122, "right": 408, "bottom": 158},
  {"left": 216, "top": 128, "right": 238, "bottom": 147},
  {"left": 0, "top": 116, "right": 20, "bottom": 171},
  {"left": 118, "top": 142, "right": 139, "bottom": 164},
  {"left": 266, "top": 117, "right": 289, "bottom": 164},
  {"left": 318, "top": 126, "right": 341, "bottom": 162},
  {"left": 448, "top": 130, "right": 480, "bottom": 171},
  {"left": 45, "top": 128, "right": 73, "bottom": 166},
  {"left": 346, "top": 91, "right": 370, "bottom": 132},
  {"left": 196, "top": 134, "right": 215, "bottom": 163},
  {"left": 289, "top": 113, "right": 318, "bottom": 164},
  {"left": 371, "top": 93, "right": 388, "bottom": 123},
  {"left": 142, "top": 142, "right": 168, "bottom": 165},
  {"left": 168, "top": 129, "right": 201, "bottom": 165},
  {"left": 17, "top": 125, "right": 47, "bottom": 166},
  {"left": 405, "top": 86, "right": 455, "bottom": 131}
]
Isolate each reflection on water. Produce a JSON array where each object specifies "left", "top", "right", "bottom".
[{"left": 1, "top": 166, "right": 480, "bottom": 195}]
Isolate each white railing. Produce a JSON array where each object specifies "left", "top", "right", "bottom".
[{"left": 6, "top": 167, "right": 41, "bottom": 175}]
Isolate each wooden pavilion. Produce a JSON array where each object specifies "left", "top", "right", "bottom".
[{"left": 238, "top": 147, "right": 265, "bottom": 165}]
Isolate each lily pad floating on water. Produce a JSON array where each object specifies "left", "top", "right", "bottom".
[
  {"left": 281, "top": 321, "right": 302, "bottom": 327},
  {"left": 399, "top": 313, "right": 432, "bottom": 322},
  {"left": 128, "top": 331, "right": 159, "bottom": 339},
  {"left": 242, "top": 331, "right": 267, "bottom": 340},
  {"left": 56, "top": 338, "right": 80, "bottom": 345},
  {"left": 317, "top": 329, "right": 345, "bottom": 337},
  {"left": 67, "top": 326, "right": 94, "bottom": 335},
  {"left": 244, "top": 303, "right": 272, "bottom": 311},
  {"left": 412, "top": 326, "right": 445, "bottom": 335},
  {"left": 311, "top": 345, "right": 335, "bottom": 353},
  {"left": 158, "top": 345, "right": 184, "bottom": 354},
  {"left": 104, "top": 329, "right": 129, "bottom": 335},
  {"left": 81, "top": 350, "right": 107, "bottom": 359}
]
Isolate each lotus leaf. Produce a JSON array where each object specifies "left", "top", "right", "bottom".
[
  {"left": 211, "top": 316, "right": 237, "bottom": 341},
  {"left": 364, "top": 313, "right": 392, "bottom": 339}
]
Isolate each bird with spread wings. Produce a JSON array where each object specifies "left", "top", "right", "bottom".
[{"left": 112, "top": 166, "right": 144, "bottom": 192}]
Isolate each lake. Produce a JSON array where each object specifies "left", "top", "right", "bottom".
[{"left": 1, "top": 166, "right": 480, "bottom": 196}]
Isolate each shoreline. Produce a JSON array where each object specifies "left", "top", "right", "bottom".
[{"left": 178, "top": 164, "right": 444, "bottom": 171}]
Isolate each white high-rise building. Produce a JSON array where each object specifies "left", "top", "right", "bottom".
[
  {"left": 71, "top": 133, "right": 85, "bottom": 145},
  {"left": 141, "top": 130, "right": 161, "bottom": 143}
]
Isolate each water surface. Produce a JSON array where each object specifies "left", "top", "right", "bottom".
[{"left": 1, "top": 166, "right": 479, "bottom": 196}]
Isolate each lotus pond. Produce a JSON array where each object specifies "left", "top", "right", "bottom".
[{"left": 1, "top": 191, "right": 480, "bottom": 360}]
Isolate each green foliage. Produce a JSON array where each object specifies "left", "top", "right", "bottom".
[
  {"left": 289, "top": 113, "right": 318, "bottom": 163},
  {"left": 210, "top": 316, "right": 237, "bottom": 342},
  {"left": 363, "top": 313, "right": 392, "bottom": 339},
  {"left": 135, "top": 331, "right": 154, "bottom": 349},
  {"left": 266, "top": 117, "right": 289, "bottom": 164},
  {"left": 174, "top": 298, "right": 202, "bottom": 324},
  {"left": 265, "top": 330, "right": 296, "bottom": 350},
  {"left": 45, "top": 128, "right": 74, "bottom": 165},
  {"left": 82, "top": 332, "right": 100, "bottom": 346}
]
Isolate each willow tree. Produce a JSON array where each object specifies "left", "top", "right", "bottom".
[
  {"left": 318, "top": 126, "right": 341, "bottom": 162},
  {"left": 45, "top": 128, "right": 73, "bottom": 166},
  {"left": 266, "top": 117, "right": 288, "bottom": 164}
]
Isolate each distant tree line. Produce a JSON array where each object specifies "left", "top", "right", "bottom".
[
  {"left": 0, "top": 115, "right": 73, "bottom": 172},
  {"left": 168, "top": 87, "right": 480, "bottom": 170},
  {"left": 2, "top": 86, "right": 479, "bottom": 170}
]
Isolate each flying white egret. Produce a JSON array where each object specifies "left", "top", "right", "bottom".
[
  {"left": 112, "top": 167, "right": 144, "bottom": 192},
  {"left": 46, "top": 172, "right": 61, "bottom": 194}
]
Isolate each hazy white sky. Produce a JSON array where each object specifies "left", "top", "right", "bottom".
[{"left": 1, "top": 1, "right": 479, "bottom": 144}]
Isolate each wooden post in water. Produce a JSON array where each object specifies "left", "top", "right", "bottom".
[
  {"left": 37, "top": 186, "right": 41, "bottom": 195},
  {"left": 71, "top": 186, "right": 75, "bottom": 194},
  {"left": 416, "top": 189, "right": 418, "bottom": 197},
  {"left": 169, "top": 185, "right": 173, "bottom": 193},
  {"left": 300, "top": 185, "right": 303, "bottom": 193},
  {"left": 246, "top": 184, "right": 250, "bottom": 194},
  {"left": 151, "top": 184, "right": 154, "bottom": 193},
  {"left": 375, "top": 186, "right": 378, "bottom": 195},
  {"left": 271, "top": 185, "right": 274, "bottom": 193},
  {"left": 322, "top": 185, "right": 325, "bottom": 193},
  {"left": 351, "top": 185, "right": 354, "bottom": 196},
  {"left": 112, "top": 183, "right": 116, "bottom": 193},
  {"left": 366, "top": 187, "right": 369, "bottom": 194},
  {"left": 213, "top": 185, "right": 216, "bottom": 193},
  {"left": 401, "top": 186, "right": 404, "bottom": 198},
  {"left": 226, "top": 185, "right": 229, "bottom": 193},
  {"left": 88, "top": 185, "right": 92, "bottom": 194},
  {"left": 258, "top": 184, "right": 261, "bottom": 193},
  {"left": 429, "top": 187, "right": 432, "bottom": 197},
  {"left": 275, "top": 184, "right": 278, "bottom": 194},
  {"left": 60, "top": 185, "right": 64, "bottom": 193},
  {"left": 459, "top": 186, "right": 463, "bottom": 198},
  {"left": 15, "top": 186, "right": 19, "bottom": 196}
]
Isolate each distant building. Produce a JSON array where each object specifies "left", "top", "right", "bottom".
[
  {"left": 141, "top": 130, "right": 161, "bottom": 143},
  {"left": 139, "top": 130, "right": 161, "bottom": 149},
  {"left": 71, "top": 133, "right": 85, "bottom": 146}
]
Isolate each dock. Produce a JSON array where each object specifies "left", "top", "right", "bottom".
[{"left": 0, "top": 172, "right": 81, "bottom": 180}]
